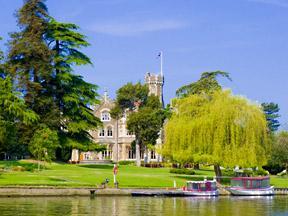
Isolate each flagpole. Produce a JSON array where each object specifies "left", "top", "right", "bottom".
[{"left": 160, "top": 51, "right": 163, "bottom": 77}]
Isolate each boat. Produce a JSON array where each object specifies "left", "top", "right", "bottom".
[
  {"left": 227, "top": 176, "right": 274, "bottom": 196},
  {"left": 182, "top": 180, "right": 219, "bottom": 196},
  {"left": 131, "top": 180, "right": 219, "bottom": 197}
]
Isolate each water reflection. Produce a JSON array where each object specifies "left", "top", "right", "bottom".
[{"left": 0, "top": 196, "right": 287, "bottom": 216}]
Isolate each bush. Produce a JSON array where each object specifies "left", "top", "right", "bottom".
[
  {"left": 142, "top": 162, "right": 163, "bottom": 168},
  {"left": 170, "top": 168, "right": 195, "bottom": 175},
  {"left": 263, "top": 164, "right": 285, "bottom": 175},
  {"left": 11, "top": 166, "right": 26, "bottom": 172},
  {"left": 254, "top": 169, "right": 269, "bottom": 176},
  {"left": 222, "top": 169, "right": 235, "bottom": 177},
  {"left": 118, "top": 161, "right": 135, "bottom": 166}
]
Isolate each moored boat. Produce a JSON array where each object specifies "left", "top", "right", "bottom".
[
  {"left": 227, "top": 176, "right": 274, "bottom": 196},
  {"left": 182, "top": 180, "right": 219, "bottom": 196}
]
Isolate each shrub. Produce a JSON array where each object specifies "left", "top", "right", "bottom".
[
  {"left": 263, "top": 164, "right": 285, "bottom": 175},
  {"left": 170, "top": 168, "right": 195, "bottom": 175},
  {"left": 254, "top": 169, "right": 269, "bottom": 176},
  {"left": 222, "top": 169, "right": 235, "bottom": 177},
  {"left": 142, "top": 162, "right": 163, "bottom": 168},
  {"left": 11, "top": 166, "right": 26, "bottom": 172},
  {"left": 118, "top": 161, "right": 135, "bottom": 166}
]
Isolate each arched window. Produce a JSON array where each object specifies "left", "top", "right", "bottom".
[
  {"left": 101, "top": 111, "right": 111, "bottom": 121},
  {"left": 107, "top": 126, "right": 113, "bottom": 137},
  {"left": 99, "top": 128, "right": 105, "bottom": 137}
]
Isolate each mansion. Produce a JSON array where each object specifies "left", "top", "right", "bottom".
[{"left": 71, "top": 72, "right": 164, "bottom": 163}]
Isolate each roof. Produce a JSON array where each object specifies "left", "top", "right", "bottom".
[{"left": 231, "top": 176, "right": 270, "bottom": 180}]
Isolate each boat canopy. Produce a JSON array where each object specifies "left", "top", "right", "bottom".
[
  {"left": 231, "top": 177, "right": 270, "bottom": 189},
  {"left": 186, "top": 181, "right": 217, "bottom": 191}
]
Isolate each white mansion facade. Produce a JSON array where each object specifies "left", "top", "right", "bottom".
[{"left": 71, "top": 72, "right": 164, "bottom": 163}]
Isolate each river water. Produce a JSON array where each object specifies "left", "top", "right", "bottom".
[{"left": 0, "top": 196, "right": 287, "bottom": 216}]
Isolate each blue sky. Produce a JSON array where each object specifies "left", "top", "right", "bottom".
[{"left": 0, "top": 0, "right": 287, "bottom": 128}]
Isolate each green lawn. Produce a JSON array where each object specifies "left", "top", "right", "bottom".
[{"left": 0, "top": 160, "right": 287, "bottom": 188}]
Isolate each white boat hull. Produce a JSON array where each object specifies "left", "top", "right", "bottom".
[
  {"left": 182, "top": 190, "right": 219, "bottom": 196},
  {"left": 227, "top": 187, "right": 274, "bottom": 196}
]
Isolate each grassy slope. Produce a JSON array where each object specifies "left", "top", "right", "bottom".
[{"left": 0, "top": 160, "right": 287, "bottom": 188}]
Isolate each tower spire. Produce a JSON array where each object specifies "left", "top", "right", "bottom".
[{"left": 104, "top": 88, "right": 108, "bottom": 102}]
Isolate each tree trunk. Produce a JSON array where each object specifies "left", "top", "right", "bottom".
[
  {"left": 135, "top": 138, "right": 141, "bottom": 167},
  {"left": 214, "top": 164, "right": 222, "bottom": 183},
  {"left": 194, "top": 163, "right": 200, "bottom": 170}
]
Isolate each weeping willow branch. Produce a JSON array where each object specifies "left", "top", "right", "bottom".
[{"left": 163, "top": 90, "right": 269, "bottom": 168}]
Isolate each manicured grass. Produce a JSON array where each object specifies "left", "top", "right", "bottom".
[
  {"left": 0, "top": 160, "right": 211, "bottom": 188},
  {"left": 0, "top": 160, "right": 287, "bottom": 188}
]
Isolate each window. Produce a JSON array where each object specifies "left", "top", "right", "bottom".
[
  {"left": 101, "top": 111, "right": 111, "bottom": 121},
  {"left": 126, "top": 130, "right": 134, "bottom": 136},
  {"left": 107, "top": 126, "right": 113, "bottom": 137},
  {"left": 99, "top": 129, "right": 105, "bottom": 137},
  {"left": 102, "top": 150, "right": 112, "bottom": 159},
  {"left": 128, "top": 149, "right": 136, "bottom": 159},
  {"left": 151, "top": 150, "right": 156, "bottom": 159}
]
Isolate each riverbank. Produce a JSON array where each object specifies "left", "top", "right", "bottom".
[{"left": 0, "top": 187, "right": 287, "bottom": 197}]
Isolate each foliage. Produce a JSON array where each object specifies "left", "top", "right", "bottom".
[
  {"left": 270, "top": 131, "right": 288, "bottom": 172},
  {"left": 45, "top": 18, "right": 101, "bottom": 155},
  {"left": 261, "top": 102, "right": 280, "bottom": 132},
  {"left": 169, "top": 168, "right": 195, "bottom": 175},
  {"left": 4, "top": 0, "right": 101, "bottom": 161},
  {"left": 127, "top": 107, "right": 165, "bottom": 146},
  {"left": 29, "top": 126, "right": 59, "bottom": 169},
  {"left": 118, "top": 161, "right": 135, "bottom": 166},
  {"left": 113, "top": 83, "right": 166, "bottom": 166},
  {"left": 176, "top": 71, "right": 231, "bottom": 98},
  {"left": 163, "top": 90, "right": 269, "bottom": 168},
  {"left": 6, "top": 0, "right": 59, "bottom": 155},
  {"left": 263, "top": 163, "right": 285, "bottom": 175},
  {"left": 114, "top": 82, "right": 149, "bottom": 111},
  {"left": 0, "top": 76, "right": 38, "bottom": 156}
]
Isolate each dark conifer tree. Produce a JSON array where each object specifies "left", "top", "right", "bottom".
[
  {"left": 45, "top": 19, "right": 101, "bottom": 159},
  {"left": 6, "top": 0, "right": 101, "bottom": 160},
  {"left": 7, "top": 0, "right": 58, "bottom": 134},
  {"left": 261, "top": 102, "right": 280, "bottom": 133}
]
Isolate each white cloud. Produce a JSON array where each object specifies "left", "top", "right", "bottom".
[
  {"left": 247, "top": 0, "right": 288, "bottom": 8},
  {"left": 87, "top": 19, "right": 187, "bottom": 36}
]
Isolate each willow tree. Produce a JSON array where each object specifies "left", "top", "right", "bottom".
[{"left": 163, "top": 90, "right": 269, "bottom": 177}]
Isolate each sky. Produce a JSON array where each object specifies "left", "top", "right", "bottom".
[{"left": 0, "top": 0, "right": 287, "bottom": 129}]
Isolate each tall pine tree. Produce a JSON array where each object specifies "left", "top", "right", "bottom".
[
  {"left": 7, "top": 0, "right": 59, "bottom": 148},
  {"left": 7, "top": 0, "right": 101, "bottom": 160}
]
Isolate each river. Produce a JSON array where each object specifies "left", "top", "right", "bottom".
[{"left": 0, "top": 196, "right": 287, "bottom": 216}]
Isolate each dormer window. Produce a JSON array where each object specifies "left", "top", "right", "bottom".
[{"left": 101, "top": 111, "right": 111, "bottom": 121}]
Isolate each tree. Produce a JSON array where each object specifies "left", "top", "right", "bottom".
[
  {"left": 110, "top": 106, "right": 122, "bottom": 162},
  {"left": 45, "top": 19, "right": 102, "bottom": 160},
  {"left": 7, "top": 0, "right": 52, "bottom": 107},
  {"left": 261, "top": 102, "right": 280, "bottom": 133},
  {"left": 0, "top": 76, "right": 38, "bottom": 158},
  {"left": 127, "top": 96, "right": 165, "bottom": 166},
  {"left": 6, "top": 0, "right": 101, "bottom": 161},
  {"left": 163, "top": 90, "right": 269, "bottom": 177},
  {"left": 29, "top": 126, "right": 59, "bottom": 170},
  {"left": 270, "top": 131, "right": 288, "bottom": 173},
  {"left": 113, "top": 83, "right": 165, "bottom": 166},
  {"left": 176, "top": 71, "right": 231, "bottom": 98},
  {"left": 7, "top": 0, "right": 59, "bottom": 151}
]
